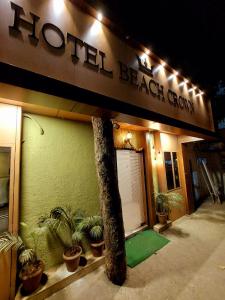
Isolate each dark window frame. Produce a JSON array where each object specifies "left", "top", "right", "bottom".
[{"left": 163, "top": 151, "right": 180, "bottom": 191}]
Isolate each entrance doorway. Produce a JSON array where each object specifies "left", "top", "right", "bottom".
[{"left": 116, "top": 149, "right": 147, "bottom": 235}]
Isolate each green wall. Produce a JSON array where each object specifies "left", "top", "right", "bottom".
[{"left": 20, "top": 114, "right": 100, "bottom": 269}]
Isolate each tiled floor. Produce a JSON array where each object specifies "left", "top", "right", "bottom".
[{"left": 47, "top": 200, "right": 225, "bottom": 300}]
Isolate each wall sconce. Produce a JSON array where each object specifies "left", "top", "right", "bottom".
[
  {"left": 124, "top": 132, "right": 134, "bottom": 148},
  {"left": 113, "top": 121, "right": 120, "bottom": 129}
]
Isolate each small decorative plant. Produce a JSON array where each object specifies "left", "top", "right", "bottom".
[
  {"left": 78, "top": 215, "right": 104, "bottom": 257},
  {"left": 39, "top": 207, "right": 85, "bottom": 272},
  {"left": 0, "top": 229, "right": 44, "bottom": 295},
  {"left": 155, "top": 192, "right": 183, "bottom": 224}
]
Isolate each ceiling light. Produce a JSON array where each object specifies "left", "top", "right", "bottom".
[
  {"left": 161, "top": 61, "right": 166, "bottom": 67},
  {"left": 97, "top": 12, "right": 103, "bottom": 21}
]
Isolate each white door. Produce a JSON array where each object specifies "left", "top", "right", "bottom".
[{"left": 116, "top": 150, "right": 146, "bottom": 234}]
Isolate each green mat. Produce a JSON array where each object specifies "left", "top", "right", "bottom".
[{"left": 125, "top": 230, "right": 170, "bottom": 268}]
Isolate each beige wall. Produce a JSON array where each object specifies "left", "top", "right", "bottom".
[{"left": 0, "top": 0, "right": 214, "bottom": 132}]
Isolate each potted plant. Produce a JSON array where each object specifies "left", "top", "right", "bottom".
[
  {"left": 0, "top": 231, "right": 44, "bottom": 295},
  {"left": 39, "top": 207, "right": 85, "bottom": 272},
  {"left": 155, "top": 192, "right": 183, "bottom": 225},
  {"left": 78, "top": 215, "right": 104, "bottom": 257}
]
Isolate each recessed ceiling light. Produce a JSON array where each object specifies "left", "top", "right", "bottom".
[{"left": 97, "top": 12, "right": 103, "bottom": 21}]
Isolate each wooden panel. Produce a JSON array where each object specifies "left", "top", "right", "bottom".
[
  {"left": 144, "top": 133, "right": 156, "bottom": 226},
  {"left": 0, "top": 103, "right": 22, "bottom": 300},
  {"left": 0, "top": 252, "right": 11, "bottom": 300},
  {"left": 154, "top": 132, "right": 167, "bottom": 192}
]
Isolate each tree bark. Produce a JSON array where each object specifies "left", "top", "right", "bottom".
[{"left": 92, "top": 117, "right": 127, "bottom": 285}]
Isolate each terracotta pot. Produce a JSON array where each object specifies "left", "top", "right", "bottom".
[
  {"left": 157, "top": 213, "right": 168, "bottom": 225},
  {"left": 63, "top": 246, "right": 82, "bottom": 272},
  {"left": 90, "top": 241, "right": 105, "bottom": 257},
  {"left": 19, "top": 260, "right": 44, "bottom": 295}
]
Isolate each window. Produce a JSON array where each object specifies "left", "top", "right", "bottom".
[{"left": 164, "top": 151, "right": 180, "bottom": 190}]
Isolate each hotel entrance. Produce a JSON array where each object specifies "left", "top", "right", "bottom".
[{"left": 0, "top": 0, "right": 216, "bottom": 298}]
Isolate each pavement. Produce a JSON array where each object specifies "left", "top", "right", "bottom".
[{"left": 47, "top": 199, "right": 225, "bottom": 300}]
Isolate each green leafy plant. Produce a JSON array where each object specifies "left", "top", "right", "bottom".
[
  {"left": 89, "top": 225, "right": 103, "bottom": 242},
  {"left": 0, "top": 231, "right": 37, "bottom": 266},
  {"left": 155, "top": 192, "right": 183, "bottom": 214},
  {"left": 39, "top": 206, "right": 86, "bottom": 250},
  {"left": 0, "top": 226, "right": 45, "bottom": 294},
  {"left": 78, "top": 215, "right": 104, "bottom": 242},
  {"left": 19, "top": 249, "right": 37, "bottom": 266},
  {"left": 39, "top": 206, "right": 88, "bottom": 272}
]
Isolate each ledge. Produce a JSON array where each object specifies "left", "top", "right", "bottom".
[
  {"left": 153, "top": 220, "right": 172, "bottom": 233},
  {"left": 15, "top": 254, "right": 105, "bottom": 300}
]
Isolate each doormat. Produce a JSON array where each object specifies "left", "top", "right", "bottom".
[{"left": 125, "top": 230, "right": 170, "bottom": 268}]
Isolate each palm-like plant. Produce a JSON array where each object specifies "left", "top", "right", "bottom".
[
  {"left": 89, "top": 225, "right": 103, "bottom": 242},
  {"left": 0, "top": 232, "right": 23, "bottom": 252},
  {"left": 0, "top": 232, "right": 36, "bottom": 266},
  {"left": 0, "top": 228, "right": 45, "bottom": 294},
  {"left": 155, "top": 192, "right": 183, "bottom": 214},
  {"left": 39, "top": 206, "right": 88, "bottom": 272},
  {"left": 78, "top": 215, "right": 104, "bottom": 242},
  {"left": 39, "top": 206, "right": 85, "bottom": 250}
]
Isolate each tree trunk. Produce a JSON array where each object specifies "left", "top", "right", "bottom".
[{"left": 92, "top": 117, "right": 127, "bottom": 285}]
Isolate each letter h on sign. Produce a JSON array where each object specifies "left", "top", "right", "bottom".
[{"left": 9, "top": 2, "right": 40, "bottom": 42}]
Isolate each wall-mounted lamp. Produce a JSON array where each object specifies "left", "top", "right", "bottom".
[
  {"left": 113, "top": 121, "right": 120, "bottom": 129},
  {"left": 124, "top": 132, "right": 134, "bottom": 148}
]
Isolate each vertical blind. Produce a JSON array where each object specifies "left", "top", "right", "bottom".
[{"left": 116, "top": 150, "right": 146, "bottom": 233}]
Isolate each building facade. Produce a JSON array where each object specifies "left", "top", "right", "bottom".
[{"left": 0, "top": 1, "right": 217, "bottom": 299}]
